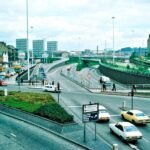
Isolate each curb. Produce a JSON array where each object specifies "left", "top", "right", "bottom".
[{"left": 0, "top": 107, "right": 92, "bottom": 150}]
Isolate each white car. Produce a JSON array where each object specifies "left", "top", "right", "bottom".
[
  {"left": 42, "top": 84, "right": 61, "bottom": 92},
  {"left": 109, "top": 122, "right": 142, "bottom": 142},
  {"left": 97, "top": 105, "right": 110, "bottom": 122}
]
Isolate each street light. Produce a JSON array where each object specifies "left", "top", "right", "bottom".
[
  {"left": 26, "top": 0, "right": 30, "bottom": 81},
  {"left": 112, "top": 16, "right": 115, "bottom": 64},
  {"left": 30, "top": 26, "right": 34, "bottom": 66}
]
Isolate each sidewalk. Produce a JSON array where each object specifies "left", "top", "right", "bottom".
[{"left": 61, "top": 65, "right": 150, "bottom": 98}]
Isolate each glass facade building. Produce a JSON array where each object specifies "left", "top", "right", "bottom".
[
  {"left": 16, "top": 38, "right": 27, "bottom": 52},
  {"left": 33, "top": 40, "right": 44, "bottom": 58},
  {"left": 47, "top": 41, "right": 57, "bottom": 56}
]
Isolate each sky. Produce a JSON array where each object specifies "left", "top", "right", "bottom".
[{"left": 0, "top": 0, "right": 150, "bottom": 51}]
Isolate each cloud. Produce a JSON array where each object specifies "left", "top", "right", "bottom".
[{"left": 1, "top": 0, "right": 150, "bottom": 50}]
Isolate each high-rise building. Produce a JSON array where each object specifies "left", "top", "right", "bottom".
[
  {"left": 147, "top": 34, "right": 150, "bottom": 54},
  {"left": 33, "top": 40, "right": 44, "bottom": 58},
  {"left": 16, "top": 38, "right": 27, "bottom": 52},
  {"left": 47, "top": 41, "right": 58, "bottom": 56},
  {"left": 16, "top": 38, "right": 27, "bottom": 59}
]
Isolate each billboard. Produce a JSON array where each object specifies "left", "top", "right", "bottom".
[{"left": 82, "top": 103, "right": 99, "bottom": 123}]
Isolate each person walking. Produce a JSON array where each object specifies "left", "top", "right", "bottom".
[
  {"left": 102, "top": 82, "right": 106, "bottom": 91},
  {"left": 112, "top": 83, "right": 116, "bottom": 91},
  {"left": 57, "top": 82, "right": 60, "bottom": 91},
  {"left": 132, "top": 85, "right": 136, "bottom": 92}
]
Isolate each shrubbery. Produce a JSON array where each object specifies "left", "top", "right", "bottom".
[
  {"left": 34, "top": 103, "right": 73, "bottom": 123},
  {"left": 0, "top": 91, "right": 74, "bottom": 123}
]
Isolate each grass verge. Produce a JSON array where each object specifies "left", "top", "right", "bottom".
[{"left": 0, "top": 91, "right": 73, "bottom": 123}]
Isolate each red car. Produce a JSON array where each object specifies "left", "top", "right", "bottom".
[{"left": 0, "top": 80, "right": 7, "bottom": 86}]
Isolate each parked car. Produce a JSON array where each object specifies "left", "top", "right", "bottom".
[
  {"left": 109, "top": 122, "right": 142, "bottom": 142},
  {"left": 0, "top": 75, "right": 5, "bottom": 80},
  {"left": 0, "top": 72, "right": 6, "bottom": 76},
  {"left": 121, "top": 110, "right": 150, "bottom": 125},
  {"left": 0, "top": 80, "right": 7, "bottom": 86},
  {"left": 42, "top": 84, "right": 61, "bottom": 92},
  {"left": 97, "top": 105, "right": 110, "bottom": 122}
]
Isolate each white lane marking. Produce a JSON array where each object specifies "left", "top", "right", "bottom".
[
  {"left": 128, "top": 144, "right": 139, "bottom": 150},
  {"left": 67, "top": 106, "right": 82, "bottom": 108},
  {"left": 143, "top": 137, "right": 150, "bottom": 143},
  {"left": 10, "top": 133, "right": 16, "bottom": 138}
]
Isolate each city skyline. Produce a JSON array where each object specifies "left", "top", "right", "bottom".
[{"left": 0, "top": 0, "right": 150, "bottom": 51}]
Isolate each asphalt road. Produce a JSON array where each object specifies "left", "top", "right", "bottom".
[
  {"left": 0, "top": 112, "right": 87, "bottom": 150},
  {"left": 1, "top": 64, "right": 150, "bottom": 150},
  {"left": 46, "top": 65, "right": 150, "bottom": 150}
]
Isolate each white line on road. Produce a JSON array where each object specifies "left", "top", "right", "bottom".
[
  {"left": 10, "top": 133, "right": 16, "bottom": 138},
  {"left": 143, "top": 137, "right": 150, "bottom": 143},
  {"left": 67, "top": 106, "right": 82, "bottom": 108},
  {"left": 128, "top": 143, "right": 140, "bottom": 150}
]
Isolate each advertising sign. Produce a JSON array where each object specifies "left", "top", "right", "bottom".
[{"left": 82, "top": 103, "right": 99, "bottom": 123}]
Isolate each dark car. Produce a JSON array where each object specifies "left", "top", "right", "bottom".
[{"left": 0, "top": 80, "right": 7, "bottom": 86}]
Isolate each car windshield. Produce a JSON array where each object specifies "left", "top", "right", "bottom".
[
  {"left": 135, "top": 113, "right": 146, "bottom": 117},
  {"left": 124, "top": 125, "right": 137, "bottom": 132}
]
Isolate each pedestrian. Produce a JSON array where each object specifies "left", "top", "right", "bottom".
[
  {"left": 112, "top": 83, "right": 116, "bottom": 91},
  {"left": 132, "top": 85, "right": 136, "bottom": 92},
  {"left": 99, "top": 77, "right": 103, "bottom": 84},
  {"left": 102, "top": 82, "right": 106, "bottom": 91},
  {"left": 52, "top": 81, "right": 54, "bottom": 85},
  {"left": 57, "top": 82, "right": 60, "bottom": 91}
]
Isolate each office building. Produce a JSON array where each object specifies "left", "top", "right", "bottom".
[
  {"left": 147, "top": 34, "right": 150, "bottom": 54},
  {"left": 16, "top": 38, "right": 27, "bottom": 52},
  {"left": 47, "top": 41, "right": 58, "bottom": 56},
  {"left": 16, "top": 38, "right": 27, "bottom": 59},
  {"left": 33, "top": 40, "right": 44, "bottom": 58}
]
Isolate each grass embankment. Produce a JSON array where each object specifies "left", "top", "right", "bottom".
[{"left": 0, "top": 91, "right": 73, "bottom": 123}]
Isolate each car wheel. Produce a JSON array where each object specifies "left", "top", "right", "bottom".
[
  {"left": 121, "top": 114, "right": 125, "bottom": 120},
  {"left": 119, "top": 136, "right": 124, "bottom": 141},
  {"left": 110, "top": 128, "right": 114, "bottom": 134},
  {"left": 132, "top": 120, "right": 136, "bottom": 124}
]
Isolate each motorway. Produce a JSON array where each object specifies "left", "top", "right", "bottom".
[
  {"left": 0, "top": 112, "right": 87, "bottom": 150},
  {"left": 0, "top": 63, "right": 150, "bottom": 150},
  {"left": 45, "top": 64, "right": 150, "bottom": 150}
]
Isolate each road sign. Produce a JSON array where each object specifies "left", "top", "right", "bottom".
[
  {"left": 82, "top": 103, "right": 99, "bottom": 122},
  {"left": 83, "top": 103, "right": 98, "bottom": 113}
]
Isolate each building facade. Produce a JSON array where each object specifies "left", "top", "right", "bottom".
[
  {"left": 33, "top": 40, "right": 44, "bottom": 58},
  {"left": 16, "top": 38, "right": 27, "bottom": 60},
  {"left": 47, "top": 41, "right": 57, "bottom": 57},
  {"left": 16, "top": 38, "right": 27, "bottom": 52},
  {"left": 147, "top": 34, "right": 150, "bottom": 54}
]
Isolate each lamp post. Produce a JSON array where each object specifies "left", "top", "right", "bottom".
[
  {"left": 112, "top": 16, "right": 115, "bottom": 64},
  {"left": 26, "top": 0, "right": 30, "bottom": 81},
  {"left": 30, "top": 26, "right": 34, "bottom": 66}
]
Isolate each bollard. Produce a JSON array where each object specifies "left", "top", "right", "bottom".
[
  {"left": 122, "top": 101, "right": 126, "bottom": 109},
  {"left": 112, "top": 144, "right": 118, "bottom": 150},
  {"left": 4, "top": 88, "right": 8, "bottom": 96}
]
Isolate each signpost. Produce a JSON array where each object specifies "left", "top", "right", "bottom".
[{"left": 82, "top": 103, "right": 99, "bottom": 142}]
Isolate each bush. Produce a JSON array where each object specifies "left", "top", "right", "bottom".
[
  {"left": 0, "top": 90, "right": 4, "bottom": 96},
  {"left": 34, "top": 103, "right": 73, "bottom": 123}
]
